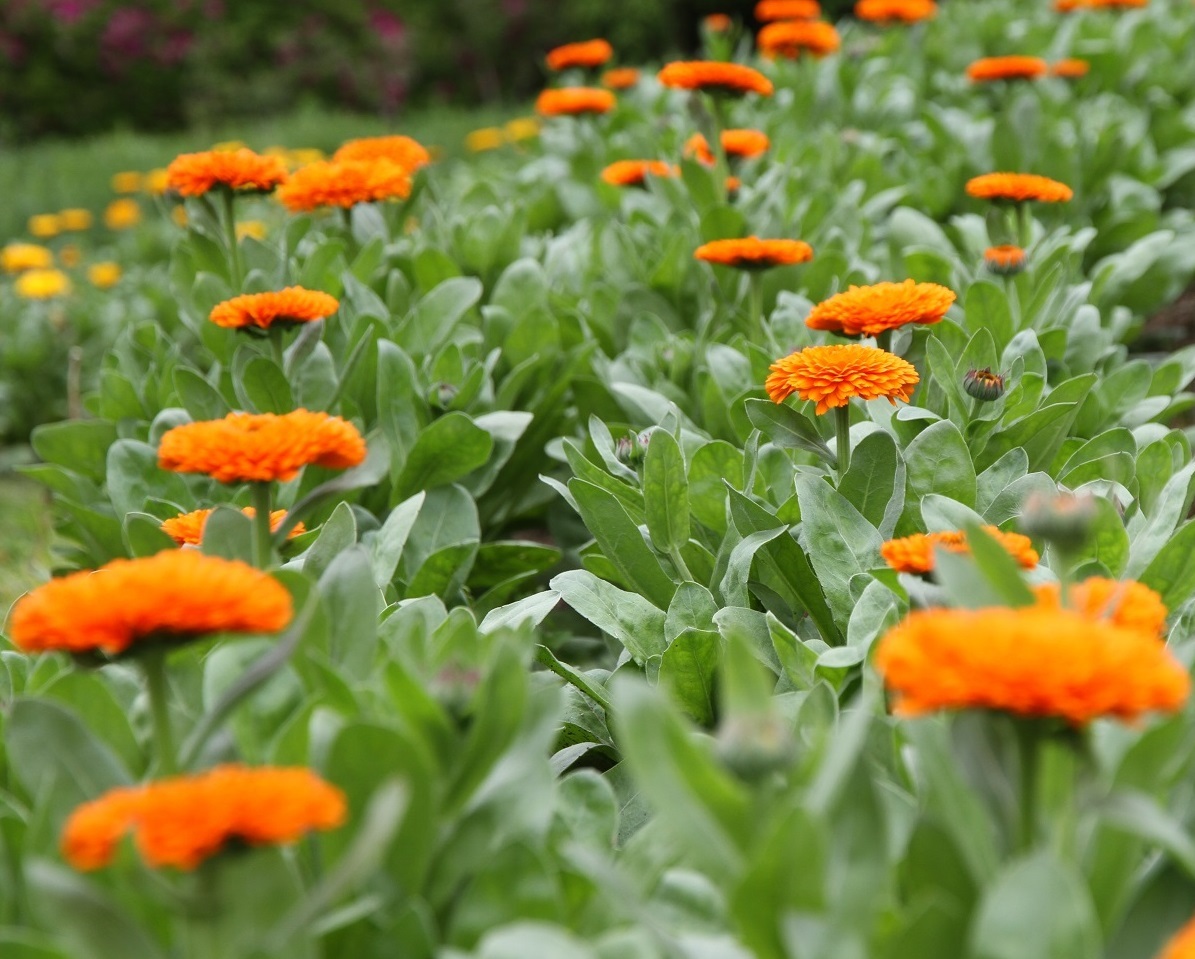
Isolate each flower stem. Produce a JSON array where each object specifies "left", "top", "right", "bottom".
[
  {"left": 876, "top": 329, "right": 893, "bottom": 353},
  {"left": 221, "top": 189, "right": 242, "bottom": 291},
  {"left": 252, "top": 482, "right": 274, "bottom": 569},
  {"left": 143, "top": 651, "right": 176, "bottom": 775},
  {"left": 834, "top": 406, "right": 851, "bottom": 476},
  {"left": 1016, "top": 721, "right": 1042, "bottom": 852},
  {"left": 748, "top": 273, "right": 765, "bottom": 343},
  {"left": 1015, "top": 202, "right": 1031, "bottom": 249}
]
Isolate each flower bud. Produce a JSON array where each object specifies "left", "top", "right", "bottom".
[
  {"left": 715, "top": 713, "right": 796, "bottom": 783},
  {"left": 963, "top": 367, "right": 1006, "bottom": 402},
  {"left": 984, "top": 244, "right": 1027, "bottom": 276},
  {"left": 429, "top": 382, "right": 458, "bottom": 409},
  {"left": 1020, "top": 490, "right": 1098, "bottom": 553}
]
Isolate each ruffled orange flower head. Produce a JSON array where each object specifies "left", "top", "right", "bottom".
[
  {"left": 62, "top": 765, "right": 346, "bottom": 871},
  {"left": 658, "top": 61, "right": 774, "bottom": 96},
  {"left": 1034, "top": 578, "right": 1168, "bottom": 637},
  {"left": 158, "top": 409, "right": 367, "bottom": 484},
  {"left": 8, "top": 550, "right": 293, "bottom": 655},
  {"left": 1057, "top": 0, "right": 1147, "bottom": 9},
  {"left": 165, "top": 149, "right": 289, "bottom": 197},
  {"left": 161, "top": 507, "right": 306, "bottom": 546},
  {"left": 966, "top": 56, "right": 1049, "bottom": 82},
  {"left": 535, "top": 87, "right": 617, "bottom": 116},
  {"left": 967, "top": 172, "right": 1073, "bottom": 203},
  {"left": 685, "top": 129, "right": 771, "bottom": 164},
  {"left": 766, "top": 344, "right": 919, "bottom": 414},
  {"left": 755, "top": 0, "right": 822, "bottom": 20},
  {"left": 806, "top": 279, "right": 955, "bottom": 337},
  {"left": 600, "top": 160, "right": 679, "bottom": 187},
  {"left": 695, "top": 237, "right": 814, "bottom": 269},
  {"left": 855, "top": 0, "right": 938, "bottom": 21},
  {"left": 602, "top": 67, "right": 641, "bottom": 90},
  {"left": 1051, "top": 58, "right": 1090, "bottom": 78},
  {"left": 333, "top": 135, "right": 431, "bottom": 174},
  {"left": 1157, "top": 916, "right": 1195, "bottom": 959},
  {"left": 276, "top": 159, "right": 412, "bottom": 212},
  {"left": 875, "top": 602, "right": 1190, "bottom": 724},
  {"left": 546, "top": 39, "right": 614, "bottom": 71},
  {"left": 758, "top": 20, "right": 842, "bottom": 58},
  {"left": 881, "top": 527, "right": 1039, "bottom": 575},
  {"left": 208, "top": 287, "right": 339, "bottom": 331}
]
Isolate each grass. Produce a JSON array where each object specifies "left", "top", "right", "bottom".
[{"left": 0, "top": 477, "right": 52, "bottom": 617}]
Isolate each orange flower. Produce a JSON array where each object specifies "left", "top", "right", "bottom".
[
  {"left": 600, "top": 160, "right": 679, "bottom": 186},
  {"left": 158, "top": 409, "right": 367, "bottom": 484},
  {"left": 209, "top": 287, "right": 339, "bottom": 331},
  {"left": 704, "top": 13, "right": 734, "bottom": 30},
  {"left": 755, "top": 0, "right": 822, "bottom": 20},
  {"left": 806, "top": 279, "right": 955, "bottom": 337},
  {"left": 1056, "top": 0, "right": 1147, "bottom": 9},
  {"left": 62, "top": 765, "right": 346, "bottom": 871},
  {"left": 758, "top": 20, "right": 842, "bottom": 58},
  {"left": 546, "top": 39, "right": 614, "bottom": 71},
  {"left": 1034, "top": 578, "right": 1168, "bottom": 637},
  {"left": 726, "top": 176, "right": 743, "bottom": 195},
  {"left": 875, "top": 604, "right": 1189, "bottom": 724},
  {"left": 161, "top": 508, "right": 306, "bottom": 546},
  {"left": 165, "top": 149, "right": 288, "bottom": 197},
  {"left": 333, "top": 135, "right": 431, "bottom": 174},
  {"left": 103, "top": 199, "right": 141, "bottom": 230},
  {"left": 881, "top": 528, "right": 1040, "bottom": 575},
  {"left": 8, "top": 550, "right": 293, "bottom": 656},
  {"left": 984, "top": 245, "right": 1027, "bottom": 274},
  {"left": 766, "top": 344, "right": 919, "bottom": 414},
  {"left": 966, "top": 56, "right": 1049, "bottom": 82},
  {"left": 1051, "top": 58, "right": 1090, "bottom": 78},
  {"left": 967, "top": 172, "right": 1073, "bottom": 203},
  {"left": 657, "top": 61, "right": 774, "bottom": 97},
  {"left": 855, "top": 0, "right": 937, "bottom": 21},
  {"left": 535, "top": 87, "right": 617, "bottom": 116},
  {"left": 684, "top": 129, "right": 771, "bottom": 164},
  {"left": 276, "top": 159, "right": 411, "bottom": 212},
  {"left": 1157, "top": 916, "right": 1195, "bottom": 959},
  {"left": 695, "top": 237, "right": 813, "bottom": 269},
  {"left": 602, "top": 67, "right": 641, "bottom": 90}
]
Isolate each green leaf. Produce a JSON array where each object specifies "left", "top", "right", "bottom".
[
  {"left": 236, "top": 357, "right": 294, "bottom": 414},
  {"left": 318, "top": 544, "right": 380, "bottom": 679},
  {"left": 303, "top": 501, "right": 357, "bottom": 580},
  {"left": 173, "top": 367, "right": 230, "bottom": 420},
  {"left": 964, "top": 281, "right": 1015, "bottom": 352},
  {"left": 905, "top": 419, "right": 976, "bottom": 507},
  {"left": 395, "top": 412, "right": 493, "bottom": 501},
  {"left": 550, "top": 569, "right": 666, "bottom": 665},
  {"left": 643, "top": 429, "right": 690, "bottom": 555},
  {"left": 370, "top": 491, "right": 426, "bottom": 588},
  {"left": 1140, "top": 521, "right": 1195, "bottom": 611},
  {"left": 838, "top": 430, "right": 899, "bottom": 532},
  {"left": 659, "top": 627, "right": 721, "bottom": 725},
  {"left": 201, "top": 506, "right": 255, "bottom": 563},
  {"left": 122, "top": 512, "right": 176, "bottom": 558},
  {"left": 31, "top": 420, "right": 117, "bottom": 483},
  {"left": 398, "top": 276, "right": 483, "bottom": 354},
  {"left": 745, "top": 399, "right": 835, "bottom": 466}
]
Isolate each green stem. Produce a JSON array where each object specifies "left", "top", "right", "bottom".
[
  {"left": 834, "top": 406, "right": 852, "bottom": 476},
  {"left": 669, "top": 545, "right": 695, "bottom": 583},
  {"left": 1015, "top": 202, "right": 1031, "bottom": 249},
  {"left": 143, "top": 652, "right": 176, "bottom": 775},
  {"left": 705, "top": 93, "right": 732, "bottom": 202},
  {"left": 268, "top": 331, "right": 286, "bottom": 369},
  {"left": 747, "top": 273, "right": 765, "bottom": 343},
  {"left": 1017, "top": 721, "right": 1042, "bottom": 852},
  {"left": 221, "top": 189, "right": 242, "bottom": 291},
  {"left": 184, "top": 864, "right": 224, "bottom": 959},
  {"left": 252, "top": 482, "right": 274, "bottom": 569}
]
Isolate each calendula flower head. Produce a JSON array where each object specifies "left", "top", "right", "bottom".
[
  {"left": 602, "top": 67, "right": 641, "bottom": 90},
  {"left": 755, "top": 0, "right": 822, "bottom": 20},
  {"left": 658, "top": 61, "right": 774, "bottom": 96},
  {"left": 875, "top": 603, "right": 1189, "bottom": 724},
  {"left": 27, "top": 214, "right": 62, "bottom": 238},
  {"left": 1056, "top": 0, "right": 1147, "bottom": 9},
  {"left": 1156, "top": 915, "right": 1195, "bottom": 959},
  {"left": 276, "top": 159, "right": 412, "bottom": 212},
  {"left": 8, "top": 550, "right": 293, "bottom": 656},
  {"left": 466, "top": 128, "right": 505, "bottom": 152},
  {"left": 110, "top": 171, "right": 143, "bottom": 193},
  {"left": 504, "top": 117, "right": 541, "bottom": 141},
  {"left": 333, "top": 135, "right": 431, "bottom": 174},
  {"left": 104, "top": 199, "right": 141, "bottom": 230},
  {"left": 59, "top": 208, "right": 93, "bottom": 231},
  {"left": 685, "top": 129, "right": 771, "bottom": 164},
  {"left": 855, "top": 0, "right": 937, "bottom": 21},
  {"left": 87, "top": 262, "right": 122, "bottom": 290},
  {"left": 881, "top": 527, "right": 1038, "bottom": 575},
  {"left": 766, "top": 344, "right": 919, "bottom": 414},
  {"left": 967, "top": 172, "right": 1073, "bottom": 203},
  {"left": 15, "top": 268, "right": 71, "bottom": 299},
  {"left": 1035, "top": 578, "right": 1168, "bottom": 637},
  {"left": 546, "top": 38, "right": 614, "bottom": 71},
  {"left": 145, "top": 169, "right": 171, "bottom": 195},
  {"left": 161, "top": 507, "right": 306, "bottom": 546},
  {"left": 158, "top": 409, "right": 367, "bottom": 484},
  {"left": 2, "top": 243, "right": 53, "bottom": 273},
  {"left": 984, "top": 245, "right": 1028, "bottom": 275},
  {"left": 758, "top": 20, "right": 842, "bottom": 58},
  {"left": 236, "top": 220, "right": 267, "bottom": 241},
  {"left": 695, "top": 237, "right": 814, "bottom": 269},
  {"left": 963, "top": 367, "right": 1007, "bottom": 401},
  {"left": 805, "top": 279, "right": 955, "bottom": 337},
  {"left": 704, "top": 13, "right": 734, "bottom": 31},
  {"left": 1051, "top": 58, "right": 1090, "bottom": 78},
  {"left": 600, "top": 160, "right": 679, "bottom": 187},
  {"left": 208, "top": 287, "right": 339, "bottom": 331},
  {"left": 967, "top": 56, "right": 1049, "bottom": 82},
  {"left": 61, "top": 765, "right": 346, "bottom": 871},
  {"left": 165, "top": 149, "right": 288, "bottom": 197},
  {"left": 535, "top": 87, "right": 617, "bottom": 116}
]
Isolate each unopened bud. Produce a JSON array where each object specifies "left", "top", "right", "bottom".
[
  {"left": 715, "top": 713, "right": 795, "bottom": 783},
  {"left": 430, "top": 382, "right": 457, "bottom": 409},
  {"left": 964, "top": 367, "right": 1007, "bottom": 402},
  {"left": 984, "top": 245, "right": 1027, "bottom": 276},
  {"left": 1020, "top": 491, "right": 1098, "bottom": 553}
]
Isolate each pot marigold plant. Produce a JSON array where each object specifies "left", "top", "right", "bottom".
[
  {"left": 805, "top": 279, "right": 955, "bottom": 338},
  {"left": 161, "top": 507, "right": 306, "bottom": 546},
  {"left": 14, "top": 268, "right": 71, "bottom": 299},
  {"left": 545, "top": 39, "right": 615, "bottom": 71},
  {"left": 534, "top": 87, "right": 618, "bottom": 116},
  {"left": 600, "top": 160, "right": 679, "bottom": 186},
  {"left": 766, "top": 344, "right": 919, "bottom": 414},
  {"left": 757, "top": 20, "right": 842, "bottom": 58},
  {"left": 1034, "top": 578, "right": 1169, "bottom": 636},
  {"left": 165, "top": 148, "right": 289, "bottom": 197},
  {"left": 695, "top": 237, "right": 814, "bottom": 268},
  {"left": 208, "top": 287, "right": 340, "bottom": 331},
  {"left": 684, "top": 129, "right": 771, "bottom": 163},
  {"left": 1052, "top": 57, "right": 1091, "bottom": 77},
  {"left": 755, "top": 0, "right": 822, "bottom": 20},
  {"left": 601, "top": 67, "right": 641, "bottom": 90},
  {"left": 880, "top": 528, "right": 1040, "bottom": 575},
  {"left": 657, "top": 61, "right": 775, "bottom": 97},
  {"left": 966, "top": 55, "right": 1049, "bottom": 82},
  {"left": 2, "top": 242, "right": 53, "bottom": 272},
  {"left": 967, "top": 172, "right": 1074, "bottom": 203},
  {"left": 332, "top": 135, "right": 431, "bottom": 173},
  {"left": 984, "top": 244, "right": 1028, "bottom": 274},
  {"left": 855, "top": 0, "right": 938, "bottom": 22},
  {"left": 276, "top": 159, "right": 412, "bottom": 212}
]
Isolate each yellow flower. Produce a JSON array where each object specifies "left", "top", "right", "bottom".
[
  {"left": 104, "top": 199, "right": 142, "bottom": 230},
  {"left": 59, "top": 208, "right": 94, "bottom": 231},
  {"left": 110, "top": 171, "right": 144, "bottom": 194},
  {"left": 236, "top": 220, "right": 267, "bottom": 241},
  {"left": 28, "top": 214, "right": 62, "bottom": 238},
  {"left": 15, "top": 269, "right": 71, "bottom": 299},
  {"left": 60, "top": 245, "right": 82, "bottom": 268},
  {"left": 1, "top": 243, "right": 53, "bottom": 273},
  {"left": 144, "top": 169, "right": 170, "bottom": 195},
  {"left": 287, "top": 148, "right": 327, "bottom": 168},
  {"left": 88, "top": 262, "right": 122, "bottom": 289},
  {"left": 466, "top": 128, "right": 505, "bottom": 153},
  {"left": 504, "top": 117, "right": 541, "bottom": 142}
]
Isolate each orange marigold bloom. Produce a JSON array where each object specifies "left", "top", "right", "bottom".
[
  {"left": 8, "top": 551, "right": 293, "bottom": 656},
  {"left": 766, "top": 344, "right": 919, "bottom": 414},
  {"left": 806, "top": 279, "right": 955, "bottom": 337},
  {"left": 855, "top": 0, "right": 937, "bottom": 21},
  {"left": 657, "top": 61, "right": 774, "bottom": 97},
  {"left": 62, "top": 765, "right": 346, "bottom": 871},
  {"left": 1051, "top": 58, "right": 1090, "bottom": 78},
  {"left": 535, "top": 87, "right": 617, "bottom": 116},
  {"left": 165, "top": 149, "right": 288, "bottom": 197},
  {"left": 159, "top": 409, "right": 366, "bottom": 484},
  {"left": 546, "top": 39, "right": 614, "bottom": 71},
  {"left": 704, "top": 13, "right": 734, "bottom": 30},
  {"left": 967, "top": 172, "right": 1073, "bottom": 203},
  {"left": 758, "top": 20, "right": 842, "bottom": 58},
  {"left": 333, "top": 135, "right": 431, "bottom": 174},
  {"left": 209, "top": 287, "right": 339, "bottom": 331},
  {"left": 755, "top": 0, "right": 822, "bottom": 20},
  {"left": 881, "top": 528, "right": 1039, "bottom": 575},
  {"left": 966, "top": 55, "right": 1049, "bottom": 82},
  {"left": 276, "top": 159, "right": 412, "bottom": 212},
  {"left": 685, "top": 129, "right": 771, "bottom": 164},
  {"left": 875, "top": 604, "right": 1189, "bottom": 724},
  {"left": 1157, "top": 916, "right": 1195, "bottom": 959},
  {"left": 601, "top": 160, "right": 679, "bottom": 187},
  {"left": 1034, "top": 578, "right": 1168, "bottom": 637},
  {"left": 1056, "top": 0, "right": 1147, "bottom": 9},
  {"left": 695, "top": 237, "right": 813, "bottom": 269},
  {"left": 602, "top": 67, "right": 641, "bottom": 90},
  {"left": 161, "top": 508, "right": 306, "bottom": 546}
]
